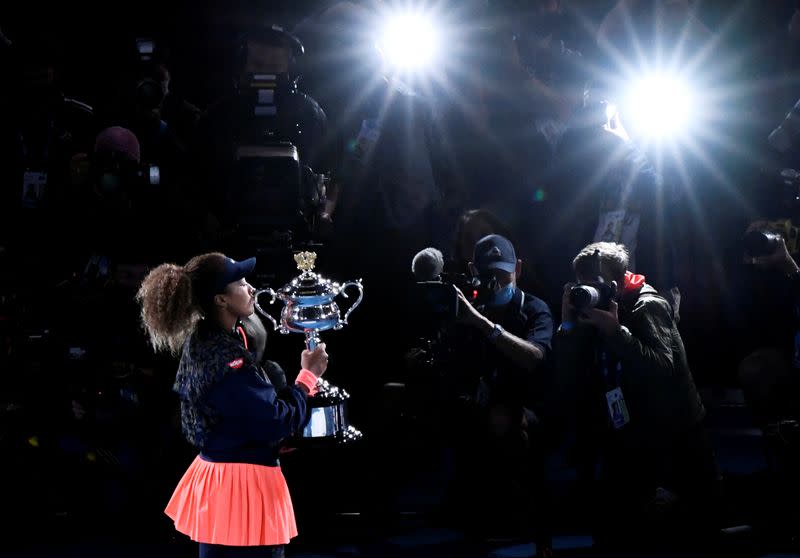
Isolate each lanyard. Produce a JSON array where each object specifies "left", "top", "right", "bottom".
[{"left": 600, "top": 349, "right": 622, "bottom": 389}]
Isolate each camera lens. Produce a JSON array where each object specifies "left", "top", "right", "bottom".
[
  {"left": 569, "top": 285, "right": 600, "bottom": 310},
  {"left": 743, "top": 230, "right": 780, "bottom": 257}
]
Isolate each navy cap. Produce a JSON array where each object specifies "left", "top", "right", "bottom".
[
  {"left": 212, "top": 256, "right": 256, "bottom": 295},
  {"left": 473, "top": 234, "right": 517, "bottom": 274}
]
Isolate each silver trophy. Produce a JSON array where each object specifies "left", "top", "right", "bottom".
[{"left": 255, "top": 251, "right": 363, "bottom": 444}]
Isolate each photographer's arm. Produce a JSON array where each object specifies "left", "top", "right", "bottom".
[
  {"left": 589, "top": 299, "right": 676, "bottom": 378},
  {"left": 456, "top": 290, "right": 546, "bottom": 371},
  {"left": 321, "top": 179, "right": 339, "bottom": 220},
  {"left": 746, "top": 230, "right": 800, "bottom": 301},
  {"left": 749, "top": 234, "right": 800, "bottom": 277},
  {"left": 482, "top": 318, "right": 546, "bottom": 371}
]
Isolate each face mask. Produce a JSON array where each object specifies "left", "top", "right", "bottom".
[{"left": 486, "top": 283, "right": 515, "bottom": 307}]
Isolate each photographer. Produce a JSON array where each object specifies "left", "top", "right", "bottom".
[
  {"left": 741, "top": 222, "right": 800, "bottom": 421},
  {"left": 741, "top": 222, "right": 800, "bottom": 543},
  {"left": 555, "top": 241, "right": 719, "bottom": 549},
  {"left": 448, "top": 234, "right": 554, "bottom": 554}
]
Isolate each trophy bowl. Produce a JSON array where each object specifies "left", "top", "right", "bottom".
[{"left": 255, "top": 251, "right": 363, "bottom": 446}]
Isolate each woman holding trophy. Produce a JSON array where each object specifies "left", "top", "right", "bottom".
[{"left": 136, "top": 252, "right": 328, "bottom": 558}]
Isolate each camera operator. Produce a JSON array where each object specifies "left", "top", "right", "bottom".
[
  {"left": 193, "top": 25, "right": 330, "bottom": 248},
  {"left": 741, "top": 221, "right": 800, "bottom": 543},
  {"left": 555, "top": 241, "right": 720, "bottom": 549},
  {"left": 67, "top": 126, "right": 171, "bottom": 265},
  {"left": 741, "top": 222, "right": 800, "bottom": 422},
  {"left": 446, "top": 234, "right": 554, "bottom": 554}
]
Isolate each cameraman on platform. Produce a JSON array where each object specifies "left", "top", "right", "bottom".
[
  {"left": 555, "top": 242, "right": 720, "bottom": 549},
  {"left": 449, "top": 234, "right": 554, "bottom": 555},
  {"left": 193, "top": 25, "right": 330, "bottom": 249}
]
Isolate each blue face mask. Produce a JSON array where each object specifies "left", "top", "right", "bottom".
[{"left": 486, "top": 283, "right": 515, "bottom": 307}]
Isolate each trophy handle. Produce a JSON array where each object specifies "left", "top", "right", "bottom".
[
  {"left": 339, "top": 280, "right": 364, "bottom": 325},
  {"left": 254, "top": 288, "right": 281, "bottom": 331}
]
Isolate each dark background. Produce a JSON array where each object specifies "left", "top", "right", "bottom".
[{"left": 2, "top": 0, "right": 800, "bottom": 554}]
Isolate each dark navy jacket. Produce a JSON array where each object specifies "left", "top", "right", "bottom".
[
  {"left": 453, "top": 287, "right": 554, "bottom": 412},
  {"left": 480, "top": 287, "right": 554, "bottom": 408},
  {"left": 174, "top": 320, "right": 309, "bottom": 466}
]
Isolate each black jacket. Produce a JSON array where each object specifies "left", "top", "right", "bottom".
[
  {"left": 555, "top": 283, "right": 705, "bottom": 450},
  {"left": 174, "top": 321, "right": 309, "bottom": 466}
]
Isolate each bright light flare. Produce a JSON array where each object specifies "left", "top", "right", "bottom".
[
  {"left": 626, "top": 74, "right": 692, "bottom": 139},
  {"left": 605, "top": 103, "right": 618, "bottom": 122},
  {"left": 377, "top": 12, "right": 438, "bottom": 71}
]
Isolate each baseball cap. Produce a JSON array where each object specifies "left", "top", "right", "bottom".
[
  {"left": 473, "top": 234, "right": 517, "bottom": 274},
  {"left": 212, "top": 257, "right": 256, "bottom": 294}
]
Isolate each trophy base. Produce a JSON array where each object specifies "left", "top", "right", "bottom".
[{"left": 294, "top": 379, "right": 363, "bottom": 448}]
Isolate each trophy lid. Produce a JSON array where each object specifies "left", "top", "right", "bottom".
[{"left": 277, "top": 251, "right": 340, "bottom": 302}]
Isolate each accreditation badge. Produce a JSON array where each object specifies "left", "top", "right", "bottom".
[{"left": 606, "top": 387, "right": 630, "bottom": 429}]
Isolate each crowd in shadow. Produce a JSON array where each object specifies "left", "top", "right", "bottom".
[{"left": 3, "top": 0, "right": 800, "bottom": 555}]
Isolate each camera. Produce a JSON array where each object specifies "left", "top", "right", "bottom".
[
  {"left": 743, "top": 219, "right": 800, "bottom": 257},
  {"left": 95, "top": 154, "right": 161, "bottom": 190},
  {"left": 413, "top": 273, "right": 479, "bottom": 323},
  {"left": 123, "top": 162, "right": 160, "bottom": 186},
  {"left": 570, "top": 249, "right": 616, "bottom": 311},
  {"left": 230, "top": 71, "right": 328, "bottom": 236},
  {"left": 569, "top": 282, "right": 615, "bottom": 311},
  {"left": 232, "top": 143, "right": 326, "bottom": 232}
]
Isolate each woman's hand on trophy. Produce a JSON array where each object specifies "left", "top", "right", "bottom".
[{"left": 301, "top": 344, "right": 329, "bottom": 378}]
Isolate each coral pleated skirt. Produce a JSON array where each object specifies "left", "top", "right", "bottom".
[{"left": 165, "top": 455, "right": 298, "bottom": 546}]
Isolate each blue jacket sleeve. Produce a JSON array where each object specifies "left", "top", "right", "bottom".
[
  {"left": 525, "top": 299, "right": 554, "bottom": 357},
  {"left": 207, "top": 363, "right": 310, "bottom": 445}
]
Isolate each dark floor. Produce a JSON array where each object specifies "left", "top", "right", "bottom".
[{"left": 2, "top": 388, "right": 798, "bottom": 558}]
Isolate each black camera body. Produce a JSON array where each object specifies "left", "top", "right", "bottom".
[
  {"left": 570, "top": 249, "right": 616, "bottom": 311},
  {"left": 415, "top": 281, "right": 460, "bottom": 322},
  {"left": 414, "top": 273, "right": 480, "bottom": 322},
  {"left": 231, "top": 73, "right": 328, "bottom": 237},
  {"left": 92, "top": 150, "right": 161, "bottom": 194}
]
